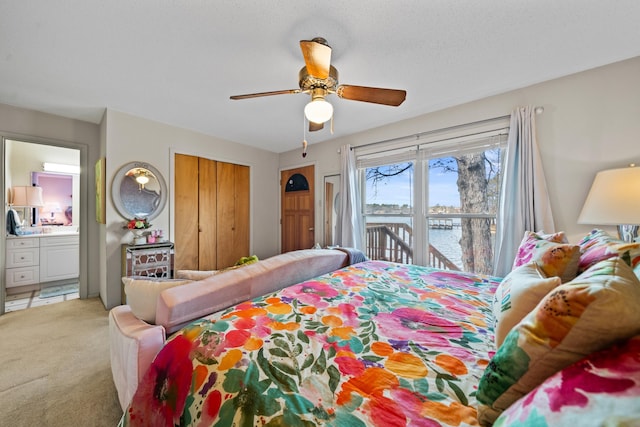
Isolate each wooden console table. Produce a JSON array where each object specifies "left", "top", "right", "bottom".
[{"left": 121, "top": 241, "right": 174, "bottom": 304}]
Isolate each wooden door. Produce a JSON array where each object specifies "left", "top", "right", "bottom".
[
  {"left": 217, "top": 162, "right": 250, "bottom": 268},
  {"left": 175, "top": 154, "right": 249, "bottom": 270},
  {"left": 174, "top": 154, "right": 199, "bottom": 270},
  {"left": 281, "top": 165, "right": 314, "bottom": 253},
  {"left": 198, "top": 157, "right": 218, "bottom": 270}
]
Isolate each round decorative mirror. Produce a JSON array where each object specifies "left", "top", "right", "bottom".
[{"left": 112, "top": 161, "right": 167, "bottom": 220}]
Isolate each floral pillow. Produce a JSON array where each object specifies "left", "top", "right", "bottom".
[
  {"left": 493, "top": 335, "right": 640, "bottom": 426},
  {"left": 477, "top": 257, "right": 640, "bottom": 426},
  {"left": 578, "top": 228, "right": 640, "bottom": 273},
  {"left": 492, "top": 263, "right": 562, "bottom": 348},
  {"left": 512, "top": 231, "right": 567, "bottom": 268},
  {"left": 511, "top": 231, "right": 579, "bottom": 283}
]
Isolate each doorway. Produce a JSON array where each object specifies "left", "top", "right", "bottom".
[
  {"left": 281, "top": 165, "right": 315, "bottom": 253},
  {"left": 323, "top": 174, "right": 340, "bottom": 247},
  {"left": 3, "top": 139, "right": 81, "bottom": 313}
]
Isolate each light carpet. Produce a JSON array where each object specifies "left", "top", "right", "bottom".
[{"left": 0, "top": 298, "right": 123, "bottom": 426}]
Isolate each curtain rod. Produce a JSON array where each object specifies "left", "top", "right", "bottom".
[{"left": 352, "top": 106, "right": 544, "bottom": 152}]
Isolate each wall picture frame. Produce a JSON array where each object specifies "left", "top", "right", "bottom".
[{"left": 95, "top": 157, "right": 106, "bottom": 224}]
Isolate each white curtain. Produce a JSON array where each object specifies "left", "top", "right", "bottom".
[
  {"left": 493, "top": 106, "right": 555, "bottom": 277},
  {"left": 337, "top": 144, "right": 364, "bottom": 250}
]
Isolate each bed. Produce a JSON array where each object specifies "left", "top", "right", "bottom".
[
  {"left": 118, "top": 229, "right": 640, "bottom": 426},
  {"left": 119, "top": 260, "right": 500, "bottom": 426}
]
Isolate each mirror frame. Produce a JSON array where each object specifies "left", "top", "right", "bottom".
[{"left": 111, "top": 161, "right": 167, "bottom": 221}]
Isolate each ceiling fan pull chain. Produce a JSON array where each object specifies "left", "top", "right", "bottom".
[{"left": 330, "top": 115, "right": 334, "bottom": 134}]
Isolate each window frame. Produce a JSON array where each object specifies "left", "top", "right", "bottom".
[{"left": 357, "top": 125, "right": 508, "bottom": 271}]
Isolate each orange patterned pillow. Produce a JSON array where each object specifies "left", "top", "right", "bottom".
[
  {"left": 512, "top": 231, "right": 567, "bottom": 268},
  {"left": 512, "top": 232, "right": 579, "bottom": 283}
]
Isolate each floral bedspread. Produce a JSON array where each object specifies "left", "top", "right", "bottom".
[{"left": 120, "top": 260, "right": 501, "bottom": 427}]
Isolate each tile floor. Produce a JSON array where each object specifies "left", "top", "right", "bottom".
[{"left": 5, "top": 288, "right": 79, "bottom": 313}]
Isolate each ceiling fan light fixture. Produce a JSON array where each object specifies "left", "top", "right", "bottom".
[
  {"left": 304, "top": 98, "right": 333, "bottom": 124},
  {"left": 134, "top": 169, "right": 150, "bottom": 186}
]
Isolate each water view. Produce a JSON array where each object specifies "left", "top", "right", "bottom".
[
  {"left": 366, "top": 216, "right": 463, "bottom": 269},
  {"left": 428, "top": 227, "right": 462, "bottom": 268}
]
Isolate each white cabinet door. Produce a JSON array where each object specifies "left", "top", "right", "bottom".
[{"left": 39, "top": 236, "right": 79, "bottom": 282}]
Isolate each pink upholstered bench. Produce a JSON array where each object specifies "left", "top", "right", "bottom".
[{"left": 109, "top": 249, "right": 352, "bottom": 409}]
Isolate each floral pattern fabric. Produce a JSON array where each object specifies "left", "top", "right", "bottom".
[
  {"left": 120, "top": 261, "right": 501, "bottom": 427},
  {"left": 476, "top": 257, "right": 640, "bottom": 426},
  {"left": 494, "top": 335, "right": 640, "bottom": 426},
  {"left": 577, "top": 228, "right": 640, "bottom": 273},
  {"left": 511, "top": 231, "right": 579, "bottom": 283},
  {"left": 511, "top": 231, "right": 567, "bottom": 269}
]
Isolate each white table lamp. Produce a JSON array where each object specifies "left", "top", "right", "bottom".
[{"left": 578, "top": 165, "right": 640, "bottom": 242}]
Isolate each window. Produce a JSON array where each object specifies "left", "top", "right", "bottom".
[
  {"left": 364, "top": 161, "right": 414, "bottom": 263},
  {"left": 358, "top": 128, "right": 507, "bottom": 274}
]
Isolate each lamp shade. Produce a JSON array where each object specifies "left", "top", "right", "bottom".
[
  {"left": 10, "top": 186, "right": 45, "bottom": 207},
  {"left": 578, "top": 166, "right": 640, "bottom": 226},
  {"left": 304, "top": 99, "right": 333, "bottom": 124}
]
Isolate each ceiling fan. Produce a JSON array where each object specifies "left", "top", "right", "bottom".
[{"left": 230, "top": 37, "right": 407, "bottom": 132}]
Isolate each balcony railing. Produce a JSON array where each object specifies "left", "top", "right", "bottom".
[{"left": 365, "top": 222, "right": 460, "bottom": 271}]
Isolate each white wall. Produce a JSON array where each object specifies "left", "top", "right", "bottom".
[
  {"left": 101, "top": 110, "right": 280, "bottom": 308},
  {"left": 280, "top": 56, "right": 640, "bottom": 245}
]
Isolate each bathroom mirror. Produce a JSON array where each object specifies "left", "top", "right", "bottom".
[
  {"left": 32, "top": 171, "right": 74, "bottom": 226},
  {"left": 112, "top": 161, "right": 167, "bottom": 220}
]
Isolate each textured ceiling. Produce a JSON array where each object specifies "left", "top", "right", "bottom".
[{"left": 1, "top": 1, "right": 639, "bottom": 153}]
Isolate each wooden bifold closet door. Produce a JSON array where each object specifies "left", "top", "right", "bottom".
[{"left": 174, "top": 153, "right": 249, "bottom": 271}]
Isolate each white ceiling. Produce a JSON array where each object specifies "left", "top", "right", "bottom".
[{"left": 1, "top": 1, "right": 639, "bottom": 153}]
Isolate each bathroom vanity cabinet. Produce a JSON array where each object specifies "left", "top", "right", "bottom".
[{"left": 5, "top": 234, "right": 79, "bottom": 290}]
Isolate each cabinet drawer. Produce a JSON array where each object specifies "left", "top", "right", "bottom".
[
  {"left": 6, "top": 266, "right": 40, "bottom": 287},
  {"left": 7, "top": 238, "right": 39, "bottom": 249},
  {"left": 6, "top": 247, "right": 39, "bottom": 268},
  {"left": 130, "top": 248, "right": 172, "bottom": 276}
]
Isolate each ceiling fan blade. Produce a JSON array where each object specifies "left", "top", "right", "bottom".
[
  {"left": 336, "top": 85, "right": 407, "bottom": 106},
  {"left": 230, "top": 89, "right": 300, "bottom": 100},
  {"left": 309, "top": 121, "right": 324, "bottom": 132},
  {"left": 300, "top": 38, "right": 331, "bottom": 79}
]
